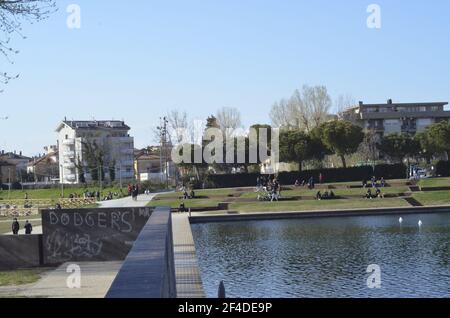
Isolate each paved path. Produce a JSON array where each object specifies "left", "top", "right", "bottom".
[
  {"left": 172, "top": 213, "right": 206, "bottom": 298},
  {"left": 20, "top": 262, "right": 123, "bottom": 298},
  {"left": 98, "top": 194, "right": 156, "bottom": 208}
]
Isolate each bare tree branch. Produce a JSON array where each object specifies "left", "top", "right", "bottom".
[{"left": 0, "top": 0, "right": 56, "bottom": 91}]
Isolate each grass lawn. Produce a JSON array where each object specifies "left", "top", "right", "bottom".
[
  {"left": 418, "top": 178, "right": 450, "bottom": 188},
  {"left": 0, "top": 269, "right": 44, "bottom": 287},
  {"left": 412, "top": 191, "right": 450, "bottom": 206},
  {"left": 228, "top": 198, "right": 411, "bottom": 213},
  {"left": 241, "top": 186, "right": 410, "bottom": 198}
]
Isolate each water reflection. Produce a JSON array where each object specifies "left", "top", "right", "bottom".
[{"left": 191, "top": 213, "right": 450, "bottom": 298}]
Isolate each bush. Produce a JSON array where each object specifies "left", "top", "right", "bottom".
[
  {"left": 205, "top": 164, "right": 407, "bottom": 188},
  {"left": 436, "top": 161, "right": 450, "bottom": 177}
]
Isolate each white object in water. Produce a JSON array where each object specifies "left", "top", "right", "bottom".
[
  {"left": 418, "top": 220, "right": 423, "bottom": 227},
  {"left": 399, "top": 217, "right": 403, "bottom": 224}
]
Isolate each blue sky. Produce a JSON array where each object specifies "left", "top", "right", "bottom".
[{"left": 1, "top": 0, "right": 450, "bottom": 155}]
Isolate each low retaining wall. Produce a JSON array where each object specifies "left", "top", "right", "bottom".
[
  {"left": 106, "top": 207, "right": 176, "bottom": 298},
  {"left": 41, "top": 207, "right": 153, "bottom": 265},
  {"left": 190, "top": 205, "right": 450, "bottom": 224},
  {"left": 0, "top": 235, "right": 43, "bottom": 270}
]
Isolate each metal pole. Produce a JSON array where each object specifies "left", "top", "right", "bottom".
[
  {"left": 60, "top": 164, "right": 64, "bottom": 198},
  {"left": 119, "top": 162, "right": 122, "bottom": 190},
  {"left": 8, "top": 168, "right": 11, "bottom": 200}
]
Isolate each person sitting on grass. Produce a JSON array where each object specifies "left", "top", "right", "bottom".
[
  {"left": 380, "top": 177, "right": 386, "bottom": 188},
  {"left": 316, "top": 191, "right": 322, "bottom": 201},
  {"left": 366, "top": 189, "right": 373, "bottom": 199},
  {"left": 294, "top": 179, "right": 300, "bottom": 187},
  {"left": 190, "top": 190, "right": 196, "bottom": 199},
  {"left": 179, "top": 202, "right": 186, "bottom": 213},
  {"left": 375, "top": 188, "right": 384, "bottom": 199},
  {"left": 183, "top": 190, "right": 189, "bottom": 200},
  {"left": 362, "top": 179, "right": 367, "bottom": 188},
  {"left": 323, "top": 191, "right": 329, "bottom": 199}
]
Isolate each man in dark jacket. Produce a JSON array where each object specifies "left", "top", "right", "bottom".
[
  {"left": 24, "top": 221, "right": 33, "bottom": 235},
  {"left": 11, "top": 218, "right": 20, "bottom": 235}
]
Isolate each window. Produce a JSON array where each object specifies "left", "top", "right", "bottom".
[{"left": 65, "top": 134, "right": 68, "bottom": 140}]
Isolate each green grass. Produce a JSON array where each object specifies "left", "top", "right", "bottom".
[
  {"left": 413, "top": 191, "right": 450, "bottom": 206},
  {"left": 228, "top": 198, "right": 411, "bottom": 213},
  {"left": 241, "top": 186, "right": 410, "bottom": 198},
  {"left": 418, "top": 178, "right": 450, "bottom": 188},
  {"left": 0, "top": 269, "right": 44, "bottom": 286}
]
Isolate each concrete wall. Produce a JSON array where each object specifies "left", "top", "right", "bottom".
[
  {"left": 0, "top": 235, "right": 42, "bottom": 270},
  {"left": 41, "top": 207, "right": 152, "bottom": 265},
  {"left": 106, "top": 207, "right": 177, "bottom": 298}
]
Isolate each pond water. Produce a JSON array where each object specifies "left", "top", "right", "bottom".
[{"left": 191, "top": 213, "right": 450, "bottom": 298}]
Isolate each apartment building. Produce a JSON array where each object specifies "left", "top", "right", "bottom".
[
  {"left": 340, "top": 99, "right": 450, "bottom": 136},
  {"left": 0, "top": 150, "right": 31, "bottom": 176},
  {"left": 0, "top": 161, "right": 17, "bottom": 184},
  {"left": 56, "top": 120, "right": 135, "bottom": 184}
]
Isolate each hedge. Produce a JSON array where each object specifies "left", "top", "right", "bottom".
[
  {"left": 436, "top": 161, "right": 450, "bottom": 177},
  {"left": 205, "top": 164, "right": 407, "bottom": 188}
]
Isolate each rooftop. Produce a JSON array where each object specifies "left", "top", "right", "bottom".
[{"left": 56, "top": 120, "right": 130, "bottom": 132}]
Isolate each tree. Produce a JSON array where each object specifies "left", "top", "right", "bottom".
[
  {"left": 167, "top": 110, "right": 188, "bottom": 144},
  {"left": 0, "top": 0, "right": 56, "bottom": 91},
  {"left": 270, "top": 85, "right": 332, "bottom": 132},
  {"left": 279, "top": 130, "right": 312, "bottom": 171},
  {"left": 318, "top": 120, "right": 364, "bottom": 168},
  {"left": 358, "top": 129, "right": 380, "bottom": 164},
  {"left": 415, "top": 131, "right": 438, "bottom": 163},
  {"left": 75, "top": 157, "right": 86, "bottom": 184},
  {"left": 82, "top": 140, "right": 106, "bottom": 182},
  {"left": 378, "top": 133, "right": 420, "bottom": 164},
  {"left": 109, "top": 160, "right": 116, "bottom": 182},
  {"left": 216, "top": 107, "right": 242, "bottom": 141},
  {"left": 426, "top": 121, "right": 450, "bottom": 160}
]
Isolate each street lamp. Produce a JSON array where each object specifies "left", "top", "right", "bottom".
[
  {"left": 7, "top": 167, "right": 11, "bottom": 200},
  {"left": 60, "top": 164, "right": 64, "bottom": 198}
]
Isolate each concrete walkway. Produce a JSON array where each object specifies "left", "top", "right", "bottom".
[
  {"left": 20, "top": 262, "right": 123, "bottom": 298},
  {"left": 98, "top": 194, "right": 156, "bottom": 208},
  {"left": 172, "top": 213, "right": 205, "bottom": 298}
]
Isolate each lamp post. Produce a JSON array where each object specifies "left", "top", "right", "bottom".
[
  {"left": 7, "top": 167, "right": 11, "bottom": 200},
  {"left": 60, "top": 164, "right": 64, "bottom": 198}
]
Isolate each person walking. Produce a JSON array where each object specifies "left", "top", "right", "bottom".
[
  {"left": 11, "top": 218, "right": 20, "bottom": 235},
  {"left": 24, "top": 221, "right": 33, "bottom": 235}
]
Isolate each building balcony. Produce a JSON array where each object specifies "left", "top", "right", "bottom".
[
  {"left": 121, "top": 148, "right": 134, "bottom": 155},
  {"left": 63, "top": 151, "right": 75, "bottom": 159},
  {"left": 63, "top": 162, "right": 76, "bottom": 169},
  {"left": 62, "top": 139, "right": 75, "bottom": 145},
  {"left": 120, "top": 159, "right": 135, "bottom": 167},
  {"left": 65, "top": 174, "right": 76, "bottom": 181}
]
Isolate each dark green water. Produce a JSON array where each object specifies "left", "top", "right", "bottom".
[{"left": 191, "top": 213, "right": 450, "bottom": 298}]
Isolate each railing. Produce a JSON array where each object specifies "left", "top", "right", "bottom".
[{"left": 106, "top": 207, "right": 176, "bottom": 298}]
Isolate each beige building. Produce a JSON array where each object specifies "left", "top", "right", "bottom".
[
  {"left": 56, "top": 120, "right": 135, "bottom": 184},
  {"left": 340, "top": 99, "right": 450, "bottom": 136},
  {"left": 27, "top": 146, "right": 59, "bottom": 183}
]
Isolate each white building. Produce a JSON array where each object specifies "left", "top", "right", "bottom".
[{"left": 56, "top": 120, "right": 135, "bottom": 184}]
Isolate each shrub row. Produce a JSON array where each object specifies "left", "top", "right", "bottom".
[
  {"left": 436, "top": 161, "right": 450, "bottom": 177},
  {"left": 205, "top": 164, "right": 407, "bottom": 188}
]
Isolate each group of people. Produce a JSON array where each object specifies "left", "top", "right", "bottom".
[
  {"left": 256, "top": 177, "right": 281, "bottom": 202},
  {"left": 363, "top": 176, "right": 386, "bottom": 188},
  {"left": 128, "top": 184, "right": 140, "bottom": 201},
  {"left": 315, "top": 190, "right": 336, "bottom": 201},
  {"left": 294, "top": 176, "right": 317, "bottom": 189},
  {"left": 11, "top": 218, "right": 33, "bottom": 235},
  {"left": 365, "top": 188, "right": 384, "bottom": 199}
]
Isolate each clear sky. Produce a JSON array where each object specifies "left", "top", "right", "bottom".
[{"left": 1, "top": 0, "right": 450, "bottom": 155}]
